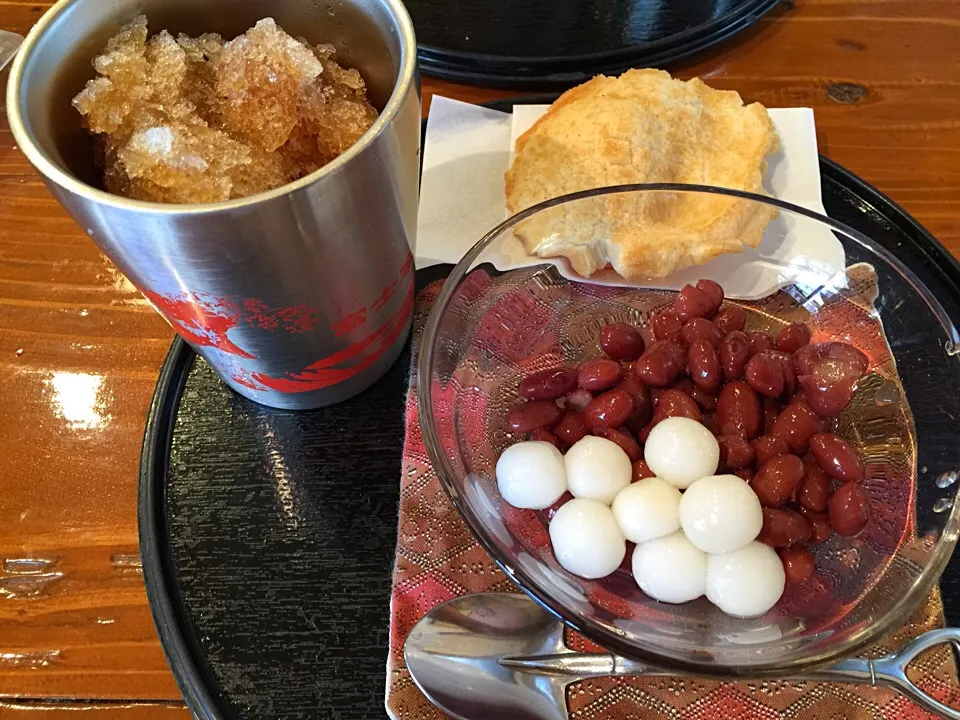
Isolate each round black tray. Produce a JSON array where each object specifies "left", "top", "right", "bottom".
[
  {"left": 140, "top": 109, "right": 960, "bottom": 720},
  {"left": 413, "top": 0, "right": 783, "bottom": 88}
]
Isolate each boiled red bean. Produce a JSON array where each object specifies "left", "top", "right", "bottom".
[
  {"left": 800, "top": 508, "right": 832, "bottom": 543},
  {"left": 670, "top": 377, "right": 696, "bottom": 394},
  {"left": 779, "top": 547, "right": 816, "bottom": 583},
  {"left": 565, "top": 388, "right": 594, "bottom": 413},
  {"left": 753, "top": 435, "right": 789, "bottom": 467},
  {"left": 769, "top": 351, "right": 798, "bottom": 396},
  {"left": 794, "top": 342, "right": 868, "bottom": 377},
  {"left": 757, "top": 507, "right": 812, "bottom": 548},
  {"left": 634, "top": 340, "right": 686, "bottom": 386},
  {"left": 600, "top": 322, "right": 645, "bottom": 361},
  {"left": 518, "top": 367, "right": 577, "bottom": 400},
  {"left": 674, "top": 284, "right": 713, "bottom": 321},
  {"left": 508, "top": 400, "right": 563, "bottom": 433},
  {"left": 688, "top": 341, "right": 722, "bottom": 393},
  {"left": 713, "top": 305, "right": 747, "bottom": 334},
  {"left": 530, "top": 428, "right": 562, "bottom": 450},
  {"left": 653, "top": 389, "right": 701, "bottom": 422},
  {"left": 775, "top": 323, "right": 813, "bottom": 354},
  {"left": 716, "top": 381, "right": 761, "bottom": 439},
  {"left": 593, "top": 427, "right": 642, "bottom": 461},
  {"left": 735, "top": 467, "right": 755, "bottom": 482},
  {"left": 632, "top": 460, "right": 655, "bottom": 482},
  {"left": 651, "top": 309, "right": 683, "bottom": 341},
  {"left": 801, "top": 357, "right": 862, "bottom": 417},
  {"left": 583, "top": 388, "right": 634, "bottom": 430},
  {"left": 701, "top": 411, "right": 718, "bottom": 435},
  {"left": 689, "top": 385, "right": 718, "bottom": 411},
  {"left": 797, "top": 459, "right": 830, "bottom": 512},
  {"left": 752, "top": 454, "right": 805, "bottom": 507},
  {"left": 696, "top": 279, "right": 724, "bottom": 316},
  {"left": 762, "top": 397, "right": 779, "bottom": 435},
  {"left": 770, "top": 399, "right": 824, "bottom": 454},
  {"left": 578, "top": 359, "right": 623, "bottom": 391},
  {"left": 745, "top": 352, "right": 785, "bottom": 397},
  {"left": 747, "top": 331, "right": 775, "bottom": 356},
  {"left": 829, "top": 483, "right": 870, "bottom": 536},
  {"left": 720, "top": 330, "right": 750, "bottom": 381},
  {"left": 553, "top": 410, "right": 588, "bottom": 446},
  {"left": 680, "top": 318, "right": 723, "bottom": 348},
  {"left": 809, "top": 433, "right": 864, "bottom": 483},
  {"left": 617, "top": 374, "right": 653, "bottom": 430},
  {"left": 717, "top": 434, "right": 755, "bottom": 470},
  {"left": 543, "top": 491, "right": 573, "bottom": 522}
]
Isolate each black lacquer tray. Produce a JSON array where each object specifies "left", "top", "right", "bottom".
[
  {"left": 140, "top": 104, "right": 960, "bottom": 719},
  {"left": 412, "top": 0, "right": 783, "bottom": 88}
]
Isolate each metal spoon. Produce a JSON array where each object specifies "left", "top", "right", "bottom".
[{"left": 404, "top": 592, "right": 960, "bottom": 720}]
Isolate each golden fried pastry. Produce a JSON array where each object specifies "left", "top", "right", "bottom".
[{"left": 504, "top": 69, "right": 779, "bottom": 279}]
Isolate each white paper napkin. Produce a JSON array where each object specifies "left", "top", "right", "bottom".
[{"left": 416, "top": 96, "right": 845, "bottom": 300}]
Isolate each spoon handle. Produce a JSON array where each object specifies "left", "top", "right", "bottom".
[{"left": 501, "top": 627, "right": 960, "bottom": 719}]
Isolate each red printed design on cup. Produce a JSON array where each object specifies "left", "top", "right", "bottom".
[{"left": 143, "top": 290, "right": 258, "bottom": 359}]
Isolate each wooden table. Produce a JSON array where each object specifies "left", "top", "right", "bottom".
[{"left": 1, "top": 0, "right": 958, "bottom": 715}]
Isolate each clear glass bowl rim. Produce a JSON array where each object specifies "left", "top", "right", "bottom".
[{"left": 417, "top": 182, "right": 960, "bottom": 676}]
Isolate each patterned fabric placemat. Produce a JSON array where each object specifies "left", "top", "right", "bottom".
[{"left": 386, "top": 281, "right": 960, "bottom": 720}]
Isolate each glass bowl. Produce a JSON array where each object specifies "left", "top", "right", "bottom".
[{"left": 417, "top": 184, "right": 960, "bottom": 676}]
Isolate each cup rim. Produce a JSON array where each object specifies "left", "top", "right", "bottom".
[
  {"left": 417, "top": 182, "right": 960, "bottom": 676},
  {"left": 5, "top": 0, "right": 417, "bottom": 215}
]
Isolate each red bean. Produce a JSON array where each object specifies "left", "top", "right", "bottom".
[
  {"left": 762, "top": 397, "right": 779, "bottom": 434},
  {"left": 747, "top": 331, "right": 775, "bottom": 356},
  {"left": 801, "top": 357, "right": 862, "bottom": 417},
  {"left": 769, "top": 351, "right": 798, "bottom": 396},
  {"left": 653, "top": 389, "right": 701, "bottom": 423},
  {"left": 800, "top": 508, "right": 832, "bottom": 543},
  {"left": 634, "top": 340, "right": 686, "bottom": 386},
  {"left": 593, "top": 427, "right": 642, "bottom": 461},
  {"left": 564, "top": 388, "right": 593, "bottom": 413},
  {"left": 753, "top": 435, "right": 789, "bottom": 467},
  {"left": 716, "top": 382, "right": 761, "bottom": 439},
  {"left": 745, "top": 352, "right": 785, "bottom": 397},
  {"left": 689, "top": 386, "right": 718, "bottom": 411},
  {"left": 578, "top": 359, "right": 623, "bottom": 391},
  {"left": 583, "top": 388, "right": 634, "bottom": 430},
  {"left": 701, "top": 411, "right": 718, "bottom": 435},
  {"left": 530, "top": 428, "right": 562, "bottom": 450},
  {"left": 776, "top": 323, "right": 812, "bottom": 354},
  {"left": 518, "top": 367, "right": 577, "bottom": 400},
  {"left": 696, "top": 279, "right": 724, "bottom": 316},
  {"left": 637, "top": 421, "right": 655, "bottom": 444},
  {"left": 829, "top": 482, "right": 870, "bottom": 536},
  {"left": 809, "top": 433, "right": 864, "bottom": 483},
  {"left": 717, "top": 434, "right": 755, "bottom": 470},
  {"left": 735, "top": 467, "right": 755, "bottom": 482},
  {"left": 632, "top": 460, "right": 655, "bottom": 482},
  {"left": 752, "top": 454, "right": 805, "bottom": 507},
  {"left": 797, "top": 459, "right": 830, "bottom": 512},
  {"left": 669, "top": 377, "right": 696, "bottom": 395},
  {"left": 688, "top": 341, "right": 722, "bottom": 393},
  {"left": 617, "top": 374, "right": 653, "bottom": 430},
  {"left": 780, "top": 547, "right": 816, "bottom": 583},
  {"left": 770, "top": 400, "right": 824, "bottom": 454},
  {"left": 600, "top": 322, "right": 645, "bottom": 361},
  {"left": 674, "top": 284, "right": 713, "bottom": 321},
  {"left": 757, "top": 507, "right": 812, "bottom": 548},
  {"left": 680, "top": 318, "right": 723, "bottom": 348},
  {"left": 651, "top": 309, "right": 683, "bottom": 341},
  {"left": 794, "top": 342, "right": 868, "bottom": 377},
  {"left": 553, "top": 410, "right": 588, "bottom": 446},
  {"left": 543, "top": 491, "right": 573, "bottom": 522},
  {"left": 720, "top": 331, "right": 751, "bottom": 382},
  {"left": 713, "top": 305, "right": 747, "bottom": 334},
  {"left": 508, "top": 400, "right": 563, "bottom": 433}
]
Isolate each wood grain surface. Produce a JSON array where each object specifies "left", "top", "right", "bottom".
[{"left": 0, "top": 0, "right": 958, "bottom": 712}]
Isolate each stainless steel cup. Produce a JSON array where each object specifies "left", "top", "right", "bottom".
[{"left": 7, "top": 0, "right": 420, "bottom": 409}]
